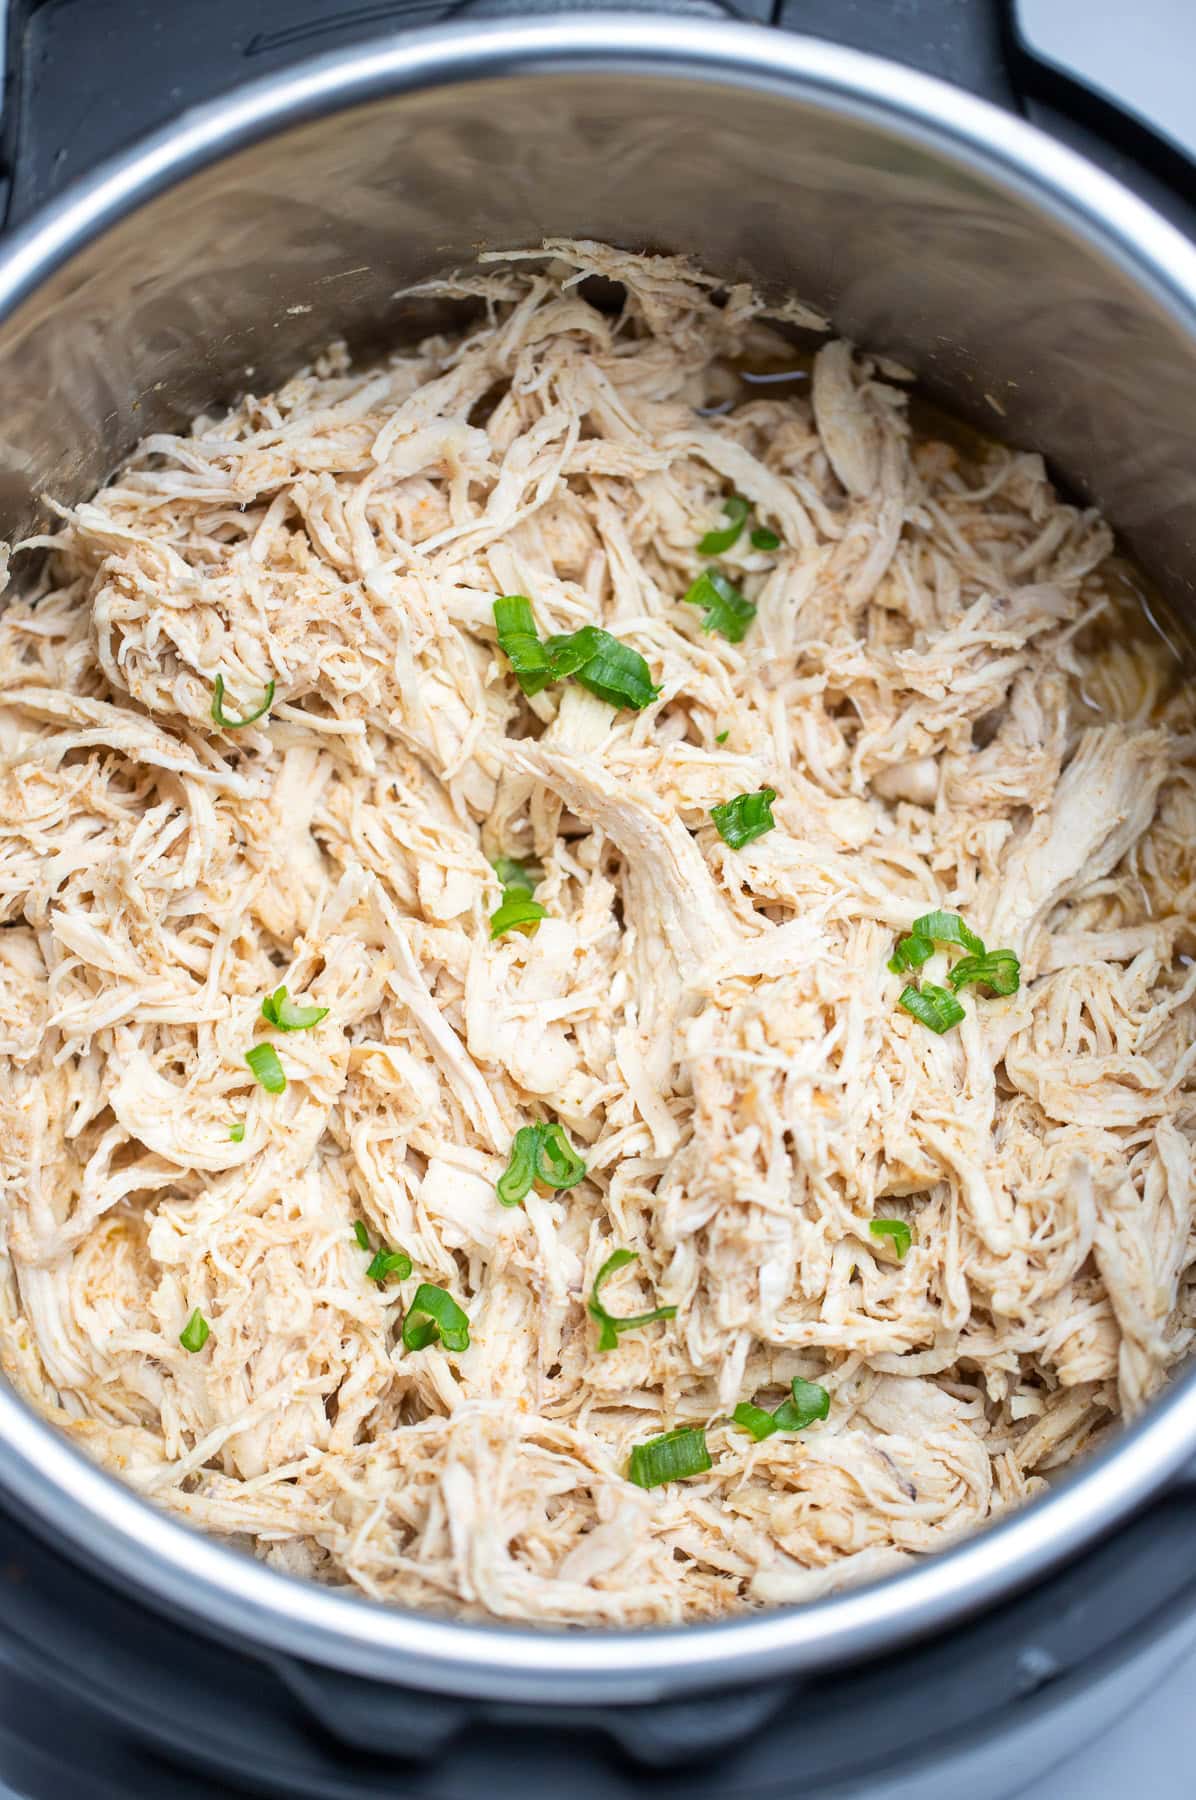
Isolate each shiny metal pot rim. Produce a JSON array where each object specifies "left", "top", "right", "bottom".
[{"left": 2, "top": 14, "right": 1196, "bottom": 1705}]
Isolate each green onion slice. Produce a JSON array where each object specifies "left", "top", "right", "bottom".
[
  {"left": 490, "top": 890, "right": 548, "bottom": 940},
  {"left": 773, "top": 1377, "right": 831, "bottom": 1432},
  {"left": 698, "top": 495, "right": 750, "bottom": 555},
  {"left": 913, "top": 910, "right": 985, "bottom": 955},
  {"left": 947, "top": 949, "right": 1021, "bottom": 996},
  {"left": 493, "top": 600, "right": 660, "bottom": 711},
  {"left": 751, "top": 526, "right": 781, "bottom": 551},
  {"left": 733, "top": 1377, "right": 830, "bottom": 1439},
  {"left": 211, "top": 674, "right": 275, "bottom": 730},
  {"left": 715, "top": 729, "right": 729, "bottom": 744},
  {"left": 731, "top": 1401, "right": 780, "bottom": 1441},
  {"left": 401, "top": 1283, "right": 470, "bottom": 1355},
  {"left": 497, "top": 1123, "right": 587, "bottom": 1207},
  {"left": 245, "top": 1042, "right": 286, "bottom": 1093},
  {"left": 588, "top": 1248, "right": 677, "bottom": 1352},
  {"left": 546, "top": 626, "right": 660, "bottom": 712},
  {"left": 228, "top": 1121, "right": 245, "bottom": 1144},
  {"left": 898, "top": 983, "right": 966, "bottom": 1034},
  {"left": 260, "top": 984, "right": 329, "bottom": 1032},
  {"left": 534, "top": 1122, "right": 586, "bottom": 1190},
  {"left": 353, "top": 1220, "right": 370, "bottom": 1250},
  {"left": 683, "top": 569, "right": 757, "bottom": 644},
  {"left": 711, "top": 787, "right": 777, "bottom": 849},
  {"left": 539, "top": 623, "right": 606, "bottom": 681},
  {"left": 888, "top": 934, "right": 936, "bottom": 974},
  {"left": 491, "top": 856, "right": 540, "bottom": 894},
  {"left": 890, "top": 910, "right": 985, "bottom": 973},
  {"left": 494, "top": 595, "right": 554, "bottom": 696},
  {"left": 497, "top": 1126, "right": 541, "bottom": 1207},
  {"left": 366, "top": 1247, "right": 413, "bottom": 1284},
  {"left": 179, "top": 1308, "right": 210, "bottom": 1353},
  {"left": 627, "top": 1426, "right": 711, "bottom": 1490},
  {"left": 870, "top": 1218, "right": 912, "bottom": 1259}
]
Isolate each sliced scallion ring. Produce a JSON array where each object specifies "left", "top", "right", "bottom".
[
  {"left": 179, "top": 1308, "right": 210, "bottom": 1354},
  {"left": 366, "top": 1247, "right": 413, "bottom": 1285},
  {"left": 697, "top": 495, "right": 750, "bottom": 556},
  {"left": 245, "top": 1042, "right": 286, "bottom": 1093},
  {"left": 588, "top": 1248, "right": 677, "bottom": 1352},
  {"left": 401, "top": 1283, "right": 470, "bottom": 1355},
  {"left": 870, "top": 1218, "right": 912, "bottom": 1259},
  {"left": 710, "top": 787, "right": 777, "bottom": 849},
  {"left": 898, "top": 982, "right": 966, "bottom": 1034},
  {"left": 211, "top": 674, "right": 274, "bottom": 730},
  {"left": 627, "top": 1426, "right": 711, "bottom": 1489},
  {"left": 683, "top": 569, "right": 756, "bottom": 643},
  {"left": 260, "top": 984, "right": 328, "bottom": 1032},
  {"left": 490, "top": 890, "right": 548, "bottom": 940}
]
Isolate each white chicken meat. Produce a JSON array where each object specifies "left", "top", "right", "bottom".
[{"left": 0, "top": 240, "right": 1193, "bottom": 1627}]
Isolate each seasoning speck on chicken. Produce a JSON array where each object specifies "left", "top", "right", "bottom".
[{"left": 1, "top": 238, "right": 1194, "bottom": 1628}]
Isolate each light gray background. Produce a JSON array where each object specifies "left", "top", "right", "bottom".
[{"left": 1019, "top": 0, "right": 1195, "bottom": 158}]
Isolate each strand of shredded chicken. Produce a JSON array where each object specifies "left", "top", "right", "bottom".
[{"left": 1, "top": 240, "right": 1194, "bottom": 1626}]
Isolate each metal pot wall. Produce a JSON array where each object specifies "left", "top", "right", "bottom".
[{"left": 2, "top": 5, "right": 1196, "bottom": 1745}]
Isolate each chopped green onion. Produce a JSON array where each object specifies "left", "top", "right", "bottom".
[
  {"left": 179, "top": 1308, "right": 210, "bottom": 1353},
  {"left": 773, "top": 1377, "right": 831, "bottom": 1432},
  {"left": 947, "top": 949, "right": 1021, "bottom": 996},
  {"left": 353, "top": 1220, "right": 370, "bottom": 1251},
  {"left": 733, "top": 1377, "right": 830, "bottom": 1439},
  {"left": 751, "top": 526, "right": 781, "bottom": 551},
  {"left": 401, "top": 1283, "right": 470, "bottom": 1355},
  {"left": 534, "top": 1122, "right": 586, "bottom": 1190},
  {"left": 588, "top": 1248, "right": 677, "bottom": 1352},
  {"left": 245, "top": 1042, "right": 286, "bottom": 1093},
  {"left": 547, "top": 627, "right": 660, "bottom": 712},
  {"left": 898, "top": 982, "right": 966, "bottom": 1034},
  {"left": 683, "top": 569, "right": 757, "bottom": 643},
  {"left": 890, "top": 910, "right": 986, "bottom": 974},
  {"left": 497, "top": 1126, "right": 541, "bottom": 1207},
  {"left": 731, "top": 1401, "right": 780, "bottom": 1441},
  {"left": 493, "top": 600, "right": 660, "bottom": 711},
  {"left": 366, "top": 1247, "right": 413, "bottom": 1284},
  {"left": 260, "top": 984, "right": 329, "bottom": 1032},
  {"left": 711, "top": 787, "right": 777, "bottom": 849},
  {"left": 715, "top": 729, "right": 729, "bottom": 744},
  {"left": 491, "top": 856, "right": 540, "bottom": 893},
  {"left": 698, "top": 495, "right": 750, "bottom": 555},
  {"left": 891, "top": 914, "right": 1015, "bottom": 1027},
  {"left": 627, "top": 1426, "right": 711, "bottom": 1490},
  {"left": 870, "top": 1218, "right": 912, "bottom": 1259},
  {"left": 228, "top": 1121, "right": 245, "bottom": 1144},
  {"left": 888, "top": 934, "right": 936, "bottom": 975},
  {"left": 490, "top": 890, "right": 548, "bottom": 940},
  {"left": 493, "top": 595, "right": 554, "bottom": 696},
  {"left": 497, "top": 1122, "right": 587, "bottom": 1207},
  {"left": 211, "top": 674, "right": 274, "bottom": 730},
  {"left": 913, "top": 910, "right": 985, "bottom": 955},
  {"left": 538, "top": 623, "right": 604, "bottom": 681}
]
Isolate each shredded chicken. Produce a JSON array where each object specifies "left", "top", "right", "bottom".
[{"left": 1, "top": 240, "right": 1194, "bottom": 1626}]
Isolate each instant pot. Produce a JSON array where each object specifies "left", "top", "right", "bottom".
[{"left": 1, "top": 2, "right": 1196, "bottom": 1795}]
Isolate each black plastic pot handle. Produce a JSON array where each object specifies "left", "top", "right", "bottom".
[
  {"left": 268, "top": 1655, "right": 794, "bottom": 1766},
  {"left": 9, "top": 1475, "right": 1196, "bottom": 1795},
  {"left": 3, "top": 0, "right": 1194, "bottom": 235}
]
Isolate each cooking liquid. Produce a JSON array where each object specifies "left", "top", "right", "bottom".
[{"left": 718, "top": 342, "right": 1191, "bottom": 680}]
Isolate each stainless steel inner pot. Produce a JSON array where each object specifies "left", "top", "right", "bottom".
[{"left": 2, "top": 14, "right": 1196, "bottom": 1707}]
